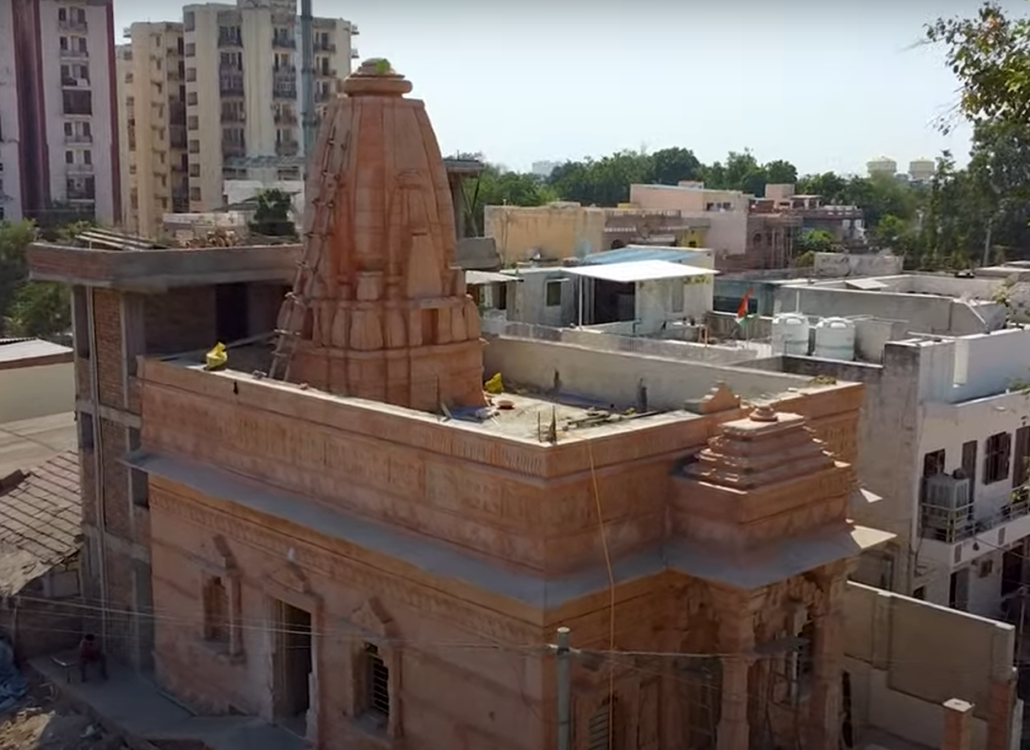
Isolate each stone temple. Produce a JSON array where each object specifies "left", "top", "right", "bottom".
[{"left": 36, "top": 58, "right": 1024, "bottom": 750}]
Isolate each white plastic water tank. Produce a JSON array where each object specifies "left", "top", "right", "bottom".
[
  {"left": 813, "top": 317, "right": 856, "bottom": 361},
  {"left": 771, "top": 313, "right": 810, "bottom": 356}
]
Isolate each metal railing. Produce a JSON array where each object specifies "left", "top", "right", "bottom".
[
  {"left": 65, "top": 134, "right": 93, "bottom": 144},
  {"left": 920, "top": 498, "right": 1030, "bottom": 544}
]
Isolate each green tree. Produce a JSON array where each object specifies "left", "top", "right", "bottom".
[
  {"left": 795, "top": 228, "right": 839, "bottom": 255},
  {"left": 465, "top": 166, "right": 557, "bottom": 235},
  {"left": 645, "top": 147, "right": 702, "bottom": 186},
  {"left": 763, "top": 159, "right": 799, "bottom": 186},
  {"left": 249, "top": 189, "right": 296, "bottom": 238},
  {"left": 4, "top": 283, "right": 71, "bottom": 338},
  {"left": 0, "top": 220, "right": 37, "bottom": 330},
  {"left": 926, "top": 3, "right": 1030, "bottom": 133}
]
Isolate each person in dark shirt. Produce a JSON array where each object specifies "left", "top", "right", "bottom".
[{"left": 78, "top": 633, "right": 107, "bottom": 682}]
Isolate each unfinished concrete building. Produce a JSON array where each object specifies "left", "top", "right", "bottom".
[{"left": 27, "top": 60, "right": 1022, "bottom": 750}]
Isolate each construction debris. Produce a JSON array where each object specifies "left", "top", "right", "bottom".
[{"left": 177, "top": 228, "right": 242, "bottom": 248}]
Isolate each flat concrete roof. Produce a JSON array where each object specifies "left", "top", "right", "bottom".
[
  {"left": 0, "top": 339, "right": 73, "bottom": 370},
  {"left": 165, "top": 343, "right": 698, "bottom": 441},
  {"left": 0, "top": 413, "right": 78, "bottom": 479},
  {"left": 27, "top": 242, "right": 300, "bottom": 290}
]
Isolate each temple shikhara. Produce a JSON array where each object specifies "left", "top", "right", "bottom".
[
  {"left": 25, "top": 58, "right": 1020, "bottom": 750},
  {"left": 273, "top": 59, "right": 485, "bottom": 411}
]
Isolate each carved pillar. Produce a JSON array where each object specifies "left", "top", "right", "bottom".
[
  {"left": 714, "top": 589, "right": 754, "bottom": 750},
  {"left": 806, "top": 565, "right": 848, "bottom": 750}
]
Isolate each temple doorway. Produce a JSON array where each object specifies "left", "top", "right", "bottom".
[{"left": 272, "top": 599, "right": 312, "bottom": 736}]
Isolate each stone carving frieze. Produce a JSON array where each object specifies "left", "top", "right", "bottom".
[{"left": 149, "top": 489, "right": 541, "bottom": 644}]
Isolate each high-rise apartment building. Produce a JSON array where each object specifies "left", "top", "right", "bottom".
[
  {"left": 0, "top": 0, "right": 23, "bottom": 221},
  {"left": 115, "top": 0, "right": 355, "bottom": 227},
  {"left": 116, "top": 23, "right": 188, "bottom": 236},
  {"left": 3, "top": 0, "right": 119, "bottom": 224}
]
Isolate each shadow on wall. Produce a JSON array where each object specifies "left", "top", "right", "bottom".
[{"left": 844, "top": 582, "right": 1018, "bottom": 750}]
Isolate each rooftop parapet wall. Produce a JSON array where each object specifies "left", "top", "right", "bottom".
[
  {"left": 138, "top": 357, "right": 712, "bottom": 574},
  {"left": 844, "top": 581, "right": 1017, "bottom": 747},
  {"left": 27, "top": 242, "right": 300, "bottom": 289},
  {"left": 137, "top": 354, "right": 863, "bottom": 575}
]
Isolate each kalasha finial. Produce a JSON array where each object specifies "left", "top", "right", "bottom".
[
  {"left": 342, "top": 58, "right": 413, "bottom": 97},
  {"left": 750, "top": 404, "right": 779, "bottom": 423}
]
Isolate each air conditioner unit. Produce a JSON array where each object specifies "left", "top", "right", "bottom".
[{"left": 925, "top": 473, "right": 972, "bottom": 510}]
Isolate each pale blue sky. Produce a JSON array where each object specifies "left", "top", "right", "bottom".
[{"left": 116, "top": 0, "right": 1009, "bottom": 175}]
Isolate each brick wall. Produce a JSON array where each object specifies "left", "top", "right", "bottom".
[
  {"left": 144, "top": 288, "right": 217, "bottom": 355},
  {"left": 3, "top": 597, "right": 83, "bottom": 660},
  {"left": 92, "top": 289, "right": 124, "bottom": 409},
  {"left": 104, "top": 547, "right": 135, "bottom": 663},
  {"left": 99, "top": 419, "right": 130, "bottom": 539}
]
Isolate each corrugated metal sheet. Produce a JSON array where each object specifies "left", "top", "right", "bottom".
[
  {"left": 583, "top": 246, "right": 708, "bottom": 266},
  {"left": 565, "top": 260, "right": 718, "bottom": 284}
]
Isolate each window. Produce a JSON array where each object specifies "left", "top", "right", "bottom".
[
  {"left": 587, "top": 697, "right": 619, "bottom": 750},
  {"left": 985, "top": 432, "right": 1012, "bottom": 485},
  {"left": 77, "top": 411, "right": 94, "bottom": 450},
  {"left": 60, "top": 36, "right": 68, "bottom": 50},
  {"left": 923, "top": 449, "right": 945, "bottom": 478},
  {"left": 187, "top": 115, "right": 198, "bottom": 130},
  {"left": 545, "top": 280, "right": 563, "bottom": 307},
  {"left": 189, "top": 163, "right": 200, "bottom": 178},
  {"left": 186, "top": 67, "right": 196, "bottom": 82},
  {"left": 364, "top": 643, "right": 390, "bottom": 720},
  {"left": 65, "top": 150, "right": 74, "bottom": 164},
  {"left": 189, "top": 186, "right": 201, "bottom": 202},
  {"left": 187, "top": 91, "right": 197, "bottom": 106},
  {"left": 1014, "top": 427, "right": 1030, "bottom": 493},
  {"left": 202, "top": 576, "right": 229, "bottom": 643},
  {"left": 58, "top": 7, "right": 66, "bottom": 21},
  {"left": 83, "top": 150, "right": 91, "bottom": 165},
  {"left": 185, "top": 42, "right": 195, "bottom": 57}
]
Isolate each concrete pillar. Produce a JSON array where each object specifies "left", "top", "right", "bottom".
[
  {"left": 450, "top": 177, "right": 465, "bottom": 240},
  {"left": 942, "top": 698, "right": 974, "bottom": 750},
  {"left": 807, "top": 570, "right": 848, "bottom": 750}
]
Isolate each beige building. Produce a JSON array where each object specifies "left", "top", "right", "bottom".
[
  {"left": 484, "top": 201, "right": 709, "bottom": 264},
  {"left": 117, "top": 22, "right": 188, "bottom": 237},
  {"left": 117, "top": 0, "right": 356, "bottom": 235},
  {"left": 630, "top": 181, "right": 751, "bottom": 259},
  {"left": 182, "top": 0, "right": 355, "bottom": 211},
  {"left": 2, "top": 0, "right": 119, "bottom": 224}
]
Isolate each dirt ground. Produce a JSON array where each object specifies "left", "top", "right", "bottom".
[{"left": 0, "top": 674, "right": 127, "bottom": 750}]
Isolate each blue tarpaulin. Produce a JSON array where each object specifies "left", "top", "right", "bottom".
[{"left": 0, "top": 639, "right": 27, "bottom": 715}]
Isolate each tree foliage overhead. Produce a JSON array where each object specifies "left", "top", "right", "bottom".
[
  {"left": 926, "top": 2, "right": 1030, "bottom": 132},
  {"left": 0, "top": 219, "right": 71, "bottom": 340},
  {"left": 249, "top": 188, "right": 297, "bottom": 238}
]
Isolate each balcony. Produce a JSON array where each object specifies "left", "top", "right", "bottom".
[
  {"left": 59, "top": 18, "right": 88, "bottom": 32},
  {"left": 222, "top": 140, "right": 246, "bottom": 158},
  {"left": 351, "top": 48, "right": 359, "bottom": 59},
  {"left": 351, "top": 24, "right": 359, "bottom": 36},
  {"left": 218, "top": 33, "right": 242, "bottom": 48},
  {"left": 60, "top": 47, "right": 89, "bottom": 59},
  {"left": 272, "top": 35, "right": 296, "bottom": 49},
  {"left": 67, "top": 163, "right": 94, "bottom": 175},
  {"left": 919, "top": 473, "right": 1030, "bottom": 567},
  {"left": 65, "top": 133, "right": 93, "bottom": 145},
  {"left": 274, "top": 111, "right": 297, "bottom": 125},
  {"left": 315, "top": 66, "right": 336, "bottom": 78},
  {"left": 219, "top": 75, "right": 244, "bottom": 96},
  {"left": 314, "top": 89, "right": 333, "bottom": 103},
  {"left": 221, "top": 110, "right": 245, "bottom": 123},
  {"left": 67, "top": 187, "right": 95, "bottom": 201},
  {"left": 276, "top": 140, "right": 299, "bottom": 157},
  {"left": 273, "top": 85, "right": 297, "bottom": 100},
  {"left": 314, "top": 41, "right": 336, "bottom": 53},
  {"left": 62, "top": 77, "right": 90, "bottom": 89}
]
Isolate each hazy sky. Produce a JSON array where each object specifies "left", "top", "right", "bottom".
[{"left": 114, "top": 0, "right": 1011, "bottom": 175}]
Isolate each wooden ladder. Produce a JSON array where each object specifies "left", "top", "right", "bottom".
[{"left": 268, "top": 123, "right": 350, "bottom": 382}]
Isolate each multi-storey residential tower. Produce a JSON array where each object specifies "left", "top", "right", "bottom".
[
  {"left": 117, "top": 23, "right": 188, "bottom": 236},
  {"left": 181, "top": 0, "right": 356, "bottom": 211},
  {"left": 7, "top": 0, "right": 120, "bottom": 224},
  {"left": 0, "top": 0, "right": 23, "bottom": 220}
]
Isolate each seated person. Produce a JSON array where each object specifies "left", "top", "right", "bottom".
[{"left": 78, "top": 633, "right": 107, "bottom": 682}]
